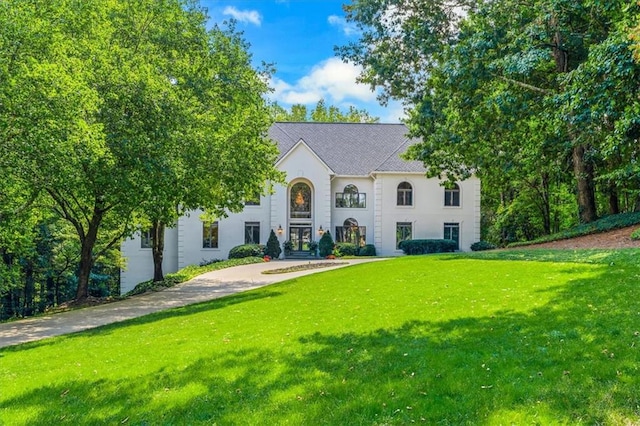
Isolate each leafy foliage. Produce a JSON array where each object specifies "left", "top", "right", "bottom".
[
  {"left": 356, "top": 244, "right": 377, "bottom": 257},
  {"left": 470, "top": 241, "right": 497, "bottom": 251},
  {"left": 264, "top": 230, "right": 282, "bottom": 259},
  {"left": 271, "top": 99, "right": 378, "bottom": 123},
  {"left": 126, "top": 257, "right": 263, "bottom": 296},
  {"left": 334, "top": 242, "right": 358, "bottom": 256},
  {"left": 228, "top": 244, "right": 265, "bottom": 259},
  {"left": 318, "top": 231, "right": 335, "bottom": 257},
  {"left": 508, "top": 212, "right": 640, "bottom": 247},
  {"left": 398, "top": 239, "right": 457, "bottom": 255}
]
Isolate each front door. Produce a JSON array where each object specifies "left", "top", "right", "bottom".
[{"left": 289, "top": 226, "right": 312, "bottom": 252}]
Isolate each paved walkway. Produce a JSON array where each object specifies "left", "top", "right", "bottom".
[{"left": 0, "top": 258, "right": 386, "bottom": 349}]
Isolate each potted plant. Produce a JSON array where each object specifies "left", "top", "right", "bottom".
[
  {"left": 308, "top": 241, "right": 318, "bottom": 256},
  {"left": 283, "top": 240, "right": 293, "bottom": 256}
]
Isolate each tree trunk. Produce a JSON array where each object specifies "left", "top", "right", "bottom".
[
  {"left": 75, "top": 208, "right": 102, "bottom": 300},
  {"left": 608, "top": 183, "right": 620, "bottom": 215},
  {"left": 572, "top": 144, "right": 598, "bottom": 223},
  {"left": 152, "top": 220, "right": 165, "bottom": 282}
]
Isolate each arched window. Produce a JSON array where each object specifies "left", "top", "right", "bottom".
[
  {"left": 290, "top": 182, "right": 311, "bottom": 219},
  {"left": 335, "top": 218, "right": 366, "bottom": 246},
  {"left": 335, "top": 184, "right": 366, "bottom": 208},
  {"left": 397, "top": 182, "right": 413, "bottom": 206},
  {"left": 444, "top": 183, "right": 460, "bottom": 206}
]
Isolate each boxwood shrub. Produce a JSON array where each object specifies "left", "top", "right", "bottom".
[
  {"left": 335, "top": 242, "right": 358, "bottom": 256},
  {"left": 470, "top": 241, "right": 497, "bottom": 251},
  {"left": 398, "top": 239, "right": 457, "bottom": 255},
  {"left": 357, "top": 244, "right": 376, "bottom": 257},
  {"left": 632, "top": 228, "right": 640, "bottom": 241},
  {"left": 228, "top": 244, "right": 265, "bottom": 259}
]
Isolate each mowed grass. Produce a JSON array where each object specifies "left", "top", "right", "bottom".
[{"left": 1, "top": 250, "right": 640, "bottom": 425}]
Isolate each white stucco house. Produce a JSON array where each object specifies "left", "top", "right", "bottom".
[{"left": 120, "top": 122, "right": 481, "bottom": 293}]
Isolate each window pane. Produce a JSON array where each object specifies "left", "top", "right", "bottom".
[
  {"left": 245, "top": 222, "right": 260, "bottom": 244},
  {"left": 203, "top": 222, "right": 219, "bottom": 248},
  {"left": 141, "top": 229, "right": 152, "bottom": 248},
  {"left": 291, "top": 183, "right": 311, "bottom": 218},
  {"left": 396, "top": 222, "right": 412, "bottom": 248},
  {"left": 444, "top": 222, "right": 460, "bottom": 250}
]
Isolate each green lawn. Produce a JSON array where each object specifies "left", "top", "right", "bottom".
[{"left": 1, "top": 250, "right": 639, "bottom": 424}]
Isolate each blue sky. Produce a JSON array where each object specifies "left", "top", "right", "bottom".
[{"left": 200, "top": 0, "right": 405, "bottom": 123}]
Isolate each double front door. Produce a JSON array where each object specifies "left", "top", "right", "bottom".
[{"left": 289, "top": 226, "right": 312, "bottom": 252}]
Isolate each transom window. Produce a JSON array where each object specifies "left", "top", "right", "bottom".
[
  {"left": 444, "top": 184, "right": 460, "bottom": 207},
  {"left": 444, "top": 222, "right": 460, "bottom": 250},
  {"left": 290, "top": 182, "right": 311, "bottom": 219},
  {"left": 335, "top": 218, "right": 366, "bottom": 246},
  {"left": 336, "top": 184, "right": 366, "bottom": 208},
  {"left": 397, "top": 182, "right": 413, "bottom": 206},
  {"left": 245, "top": 222, "right": 260, "bottom": 244},
  {"left": 396, "top": 222, "right": 412, "bottom": 248},
  {"left": 203, "top": 221, "right": 219, "bottom": 248}
]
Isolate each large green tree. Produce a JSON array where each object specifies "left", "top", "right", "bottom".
[
  {"left": 0, "top": 0, "right": 281, "bottom": 298},
  {"left": 339, "top": 0, "right": 640, "bottom": 232}
]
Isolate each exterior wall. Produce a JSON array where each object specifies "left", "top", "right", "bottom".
[
  {"left": 120, "top": 226, "right": 178, "bottom": 295},
  {"left": 274, "top": 141, "right": 333, "bottom": 249},
  {"left": 374, "top": 173, "right": 481, "bottom": 256},
  {"left": 178, "top": 198, "right": 272, "bottom": 270},
  {"left": 330, "top": 176, "right": 375, "bottom": 246}
]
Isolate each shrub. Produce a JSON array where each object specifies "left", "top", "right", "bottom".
[
  {"left": 265, "top": 230, "right": 282, "bottom": 259},
  {"left": 470, "top": 241, "right": 497, "bottom": 251},
  {"left": 335, "top": 242, "right": 358, "bottom": 256},
  {"left": 632, "top": 228, "right": 640, "bottom": 241},
  {"left": 283, "top": 240, "right": 293, "bottom": 255},
  {"left": 357, "top": 244, "right": 376, "bottom": 256},
  {"left": 199, "top": 258, "right": 222, "bottom": 267},
  {"left": 398, "top": 239, "right": 457, "bottom": 255},
  {"left": 318, "top": 231, "right": 335, "bottom": 257},
  {"left": 308, "top": 241, "right": 318, "bottom": 255},
  {"left": 228, "top": 244, "right": 264, "bottom": 259}
]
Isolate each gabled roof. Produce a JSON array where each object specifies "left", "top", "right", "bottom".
[{"left": 268, "top": 122, "right": 426, "bottom": 176}]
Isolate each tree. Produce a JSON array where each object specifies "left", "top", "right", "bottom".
[
  {"left": 264, "top": 230, "right": 282, "bottom": 259},
  {"left": 271, "top": 99, "right": 378, "bottom": 123},
  {"left": 0, "top": 0, "right": 282, "bottom": 299},
  {"left": 339, "top": 0, "right": 640, "bottom": 232}
]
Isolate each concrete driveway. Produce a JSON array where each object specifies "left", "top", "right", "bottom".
[{"left": 0, "top": 258, "right": 386, "bottom": 349}]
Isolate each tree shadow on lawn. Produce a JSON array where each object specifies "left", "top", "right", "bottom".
[{"left": 2, "top": 266, "right": 639, "bottom": 424}]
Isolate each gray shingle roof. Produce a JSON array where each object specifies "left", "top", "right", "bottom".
[{"left": 268, "top": 122, "right": 425, "bottom": 176}]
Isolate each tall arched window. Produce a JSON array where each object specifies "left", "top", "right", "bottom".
[
  {"left": 335, "top": 218, "right": 366, "bottom": 246},
  {"left": 444, "top": 183, "right": 460, "bottom": 206},
  {"left": 290, "top": 182, "right": 311, "bottom": 218},
  {"left": 397, "top": 182, "right": 413, "bottom": 206}
]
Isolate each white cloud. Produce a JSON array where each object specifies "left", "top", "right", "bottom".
[
  {"left": 222, "top": 6, "right": 262, "bottom": 26},
  {"left": 327, "top": 15, "right": 359, "bottom": 36},
  {"left": 272, "top": 58, "right": 376, "bottom": 106}
]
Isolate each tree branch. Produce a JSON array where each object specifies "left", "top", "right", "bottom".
[{"left": 498, "top": 76, "right": 551, "bottom": 95}]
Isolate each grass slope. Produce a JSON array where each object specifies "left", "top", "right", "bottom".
[{"left": 1, "top": 250, "right": 639, "bottom": 424}]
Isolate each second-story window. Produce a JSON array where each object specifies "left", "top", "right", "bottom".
[
  {"left": 397, "top": 182, "right": 413, "bottom": 206},
  {"left": 335, "top": 184, "right": 366, "bottom": 208}
]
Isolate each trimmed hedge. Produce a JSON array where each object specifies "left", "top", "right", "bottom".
[
  {"left": 357, "top": 244, "right": 376, "bottom": 257},
  {"left": 335, "top": 242, "right": 358, "bottom": 256},
  {"left": 470, "top": 241, "right": 497, "bottom": 251},
  {"left": 265, "top": 230, "right": 282, "bottom": 258},
  {"left": 228, "top": 244, "right": 265, "bottom": 259},
  {"left": 398, "top": 239, "right": 457, "bottom": 255}
]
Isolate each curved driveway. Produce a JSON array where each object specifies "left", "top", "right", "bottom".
[{"left": 0, "top": 258, "right": 386, "bottom": 349}]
